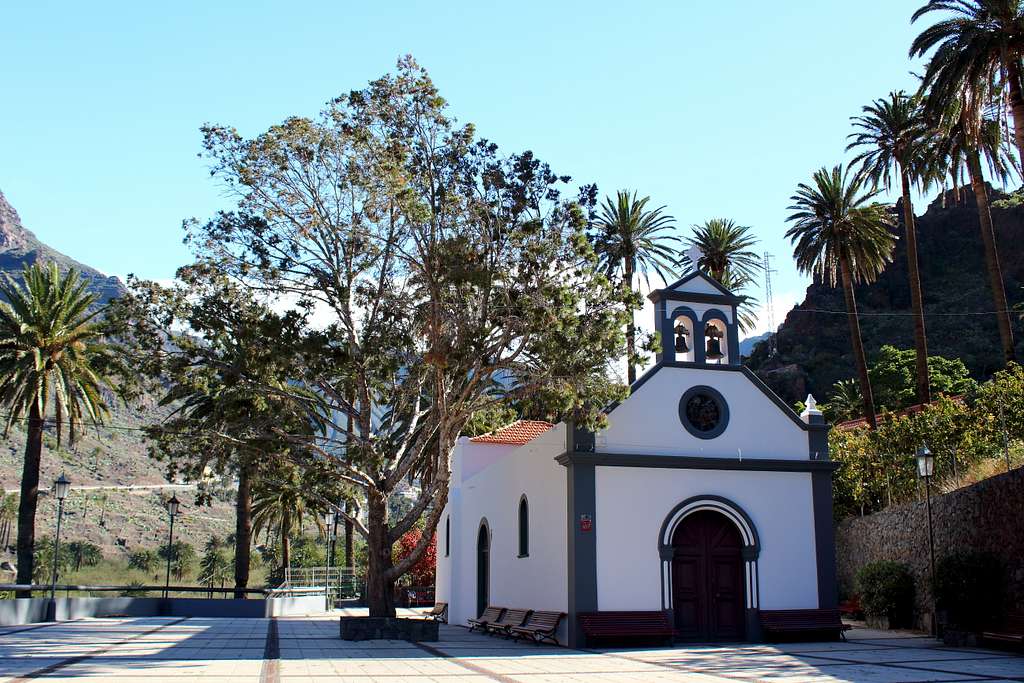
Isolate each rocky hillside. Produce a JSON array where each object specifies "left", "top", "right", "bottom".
[
  {"left": 747, "top": 187, "right": 1024, "bottom": 405},
  {"left": 0, "top": 189, "right": 234, "bottom": 559}
]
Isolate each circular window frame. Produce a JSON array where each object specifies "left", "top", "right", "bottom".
[{"left": 678, "top": 385, "right": 729, "bottom": 439}]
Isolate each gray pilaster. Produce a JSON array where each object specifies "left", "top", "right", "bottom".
[
  {"left": 811, "top": 470, "right": 838, "bottom": 609},
  {"left": 564, "top": 424, "right": 597, "bottom": 648},
  {"left": 727, "top": 317, "right": 740, "bottom": 365},
  {"left": 655, "top": 298, "right": 670, "bottom": 363}
]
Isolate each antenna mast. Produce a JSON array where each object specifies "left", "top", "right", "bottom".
[{"left": 762, "top": 251, "right": 778, "bottom": 357}]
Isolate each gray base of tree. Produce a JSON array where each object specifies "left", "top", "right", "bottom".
[{"left": 339, "top": 616, "right": 438, "bottom": 641}]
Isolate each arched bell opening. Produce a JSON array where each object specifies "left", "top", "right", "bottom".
[
  {"left": 703, "top": 319, "right": 728, "bottom": 365},
  {"left": 671, "top": 316, "right": 695, "bottom": 363}
]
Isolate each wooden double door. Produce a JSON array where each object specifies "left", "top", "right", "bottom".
[{"left": 671, "top": 510, "right": 746, "bottom": 641}]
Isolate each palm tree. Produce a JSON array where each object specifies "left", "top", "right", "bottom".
[
  {"left": 911, "top": 0, "right": 1024, "bottom": 169},
  {"left": 848, "top": 91, "right": 933, "bottom": 404},
  {"left": 785, "top": 166, "right": 897, "bottom": 429},
  {"left": 0, "top": 264, "right": 117, "bottom": 595},
  {"left": 828, "top": 379, "right": 864, "bottom": 423},
  {"left": 685, "top": 219, "right": 763, "bottom": 332},
  {"left": 912, "top": 1, "right": 1022, "bottom": 362},
  {"left": 251, "top": 465, "right": 326, "bottom": 578},
  {"left": 592, "top": 190, "right": 680, "bottom": 384}
]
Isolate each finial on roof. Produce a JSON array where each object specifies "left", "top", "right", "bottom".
[
  {"left": 801, "top": 394, "right": 823, "bottom": 423},
  {"left": 686, "top": 244, "right": 704, "bottom": 272}
]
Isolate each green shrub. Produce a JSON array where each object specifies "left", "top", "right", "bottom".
[
  {"left": 935, "top": 551, "right": 1005, "bottom": 631},
  {"left": 856, "top": 561, "right": 915, "bottom": 626}
]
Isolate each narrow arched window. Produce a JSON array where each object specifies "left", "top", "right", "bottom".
[
  {"left": 517, "top": 496, "right": 529, "bottom": 557},
  {"left": 445, "top": 516, "right": 450, "bottom": 557}
]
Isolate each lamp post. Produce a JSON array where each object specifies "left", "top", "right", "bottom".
[
  {"left": 324, "top": 509, "right": 336, "bottom": 612},
  {"left": 47, "top": 473, "right": 71, "bottom": 621},
  {"left": 163, "top": 494, "right": 180, "bottom": 599},
  {"left": 915, "top": 444, "right": 937, "bottom": 636}
]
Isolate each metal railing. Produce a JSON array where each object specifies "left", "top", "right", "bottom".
[{"left": 0, "top": 583, "right": 325, "bottom": 599}]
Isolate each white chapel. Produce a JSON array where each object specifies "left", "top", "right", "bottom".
[{"left": 434, "top": 267, "right": 837, "bottom": 646}]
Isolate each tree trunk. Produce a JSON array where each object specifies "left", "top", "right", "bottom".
[
  {"left": 364, "top": 490, "right": 396, "bottom": 617},
  {"left": 901, "top": 170, "right": 931, "bottom": 404},
  {"left": 624, "top": 257, "right": 636, "bottom": 385},
  {"left": 966, "top": 150, "right": 1016, "bottom": 363},
  {"left": 840, "top": 258, "right": 877, "bottom": 429},
  {"left": 233, "top": 463, "right": 253, "bottom": 598},
  {"left": 280, "top": 509, "right": 291, "bottom": 578},
  {"left": 344, "top": 501, "right": 354, "bottom": 571},
  {"left": 15, "top": 403, "right": 44, "bottom": 596},
  {"left": 1005, "top": 58, "right": 1024, "bottom": 171}
]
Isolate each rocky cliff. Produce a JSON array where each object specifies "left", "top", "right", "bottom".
[{"left": 747, "top": 188, "right": 1024, "bottom": 405}]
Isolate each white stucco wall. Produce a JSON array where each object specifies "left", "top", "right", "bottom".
[
  {"left": 594, "top": 466, "right": 819, "bottom": 611},
  {"left": 435, "top": 424, "right": 568, "bottom": 638},
  {"left": 597, "top": 366, "right": 809, "bottom": 459}
]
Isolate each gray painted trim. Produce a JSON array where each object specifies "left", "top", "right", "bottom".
[
  {"left": 805, "top": 412, "right": 830, "bottom": 461},
  {"left": 746, "top": 608, "right": 763, "bottom": 642},
  {"left": 557, "top": 451, "right": 840, "bottom": 473},
  {"left": 666, "top": 306, "right": 702, "bottom": 364},
  {"left": 678, "top": 385, "right": 730, "bottom": 439},
  {"left": 811, "top": 470, "right": 839, "bottom": 609},
  {"left": 565, "top": 460, "right": 597, "bottom": 648},
  {"left": 657, "top": 494, "right": 761, "bottom": 555},
  {"left": 649, "top": 270, "right": 743, "bottom": 304}
]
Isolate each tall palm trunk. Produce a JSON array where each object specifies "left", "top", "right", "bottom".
[
  {"left": 900, "top": 170, "right": 931, "bottom": 404},
  {"left": 840, "top": 258, "right": 878, "bottom": 429},
  {"left": 344, "top": 501, "right": 354, "bottom": 571},
  {"left": 233, "top": 463, "right": 253, "bottom": 598},
  {"left": 966, "top": 149, "right": 1016, "bottom": 363},
  {"left": 623, "top": 256, "right": 636, "bottom": 384},
  {"left": 280, "top": 508, "right": 291, "bottom": 578},
  {"left": 1005, "top": 59, "right": 1024, "bottom": 169},
  {"left": 15, "top": 402, "right": 43, "bottom": 597}
]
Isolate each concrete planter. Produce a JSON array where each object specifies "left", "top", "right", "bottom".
[{"left": 339, "top": 616, "right": 438, "bottom": 642}]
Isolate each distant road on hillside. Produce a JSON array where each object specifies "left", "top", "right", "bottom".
[{"left": 2, "top": 483, "right": 197, "bottom": 494}]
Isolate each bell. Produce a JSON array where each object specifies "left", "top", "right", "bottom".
[
  {"left": 705, "top": 337, "right": 724, "bottom": 360},
  {"left": 674, "top": 323, "right": 689, "bottom": 353}
]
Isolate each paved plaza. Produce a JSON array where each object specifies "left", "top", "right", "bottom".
[{"left": 1, "top": 610, "right": 1022, "bottom": 682}]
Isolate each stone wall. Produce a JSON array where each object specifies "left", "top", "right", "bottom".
[{"left": 836, "top": 466, "right": 1024, "bottom": 628}]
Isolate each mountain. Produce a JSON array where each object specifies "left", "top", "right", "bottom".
[
  {"left": 739, "top": 332, "right": 770, "bottom": 357},
  {"left": 0, "top": 190, "right": 125, "bottom": 302},
  {"left": 747, "top": 187, "right": 1024, "bottom": 406}
]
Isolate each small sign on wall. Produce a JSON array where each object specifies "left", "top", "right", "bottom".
[{"left": 579, "top": 513, "right": 593, "bottom": 533}]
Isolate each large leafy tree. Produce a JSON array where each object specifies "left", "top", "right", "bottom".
[
  {"left": 912, "top": 2, "right": 1021, "bottom": 362},
  {"left": 0, "top": 264, "right": 123, "bottom": 595},
  {"left": 188, "top": 58, "right": 628, "bottom": 616},
  {"left": 785, "top": 166, "right": 897, "bottom": 429},
  {"left": 849, "top": 91, "right": 934, "bottom": 403},
  {"left": 591, "top": 190, "right": 679, "bottom": 383},
  {"left": 684, "top": 218, "right": 762, "bottom": 332},
  {"left": 123, "top": 268, "right": 312, "bottom": 598}
]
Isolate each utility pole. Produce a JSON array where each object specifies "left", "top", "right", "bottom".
[{"left": 762, "top": 252, "right": 778, "bottom": 356}]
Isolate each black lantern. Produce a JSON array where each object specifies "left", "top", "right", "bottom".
[
  {"left": 54, "top": 473, "right": 71, "bottom": 501},
  {"left": 705, "top": 324, "right": 725, "bottom": 360},
  {"left": 674, "top": 321, "right": 690, "bottom": 353},
  {"left": 915, "top": 444, "right": 935, "bottom": 479}
]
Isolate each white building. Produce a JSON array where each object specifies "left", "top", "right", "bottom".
[{"left": 434, "top": 270, "right": 837, "bottom": 647}]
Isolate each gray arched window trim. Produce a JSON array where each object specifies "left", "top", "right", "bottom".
[
  {"left": 517, "top": 494, "right": 529, "bottom": 558},
  {"left": 678, "top": 385, "right": 730, "bottom": 439}
]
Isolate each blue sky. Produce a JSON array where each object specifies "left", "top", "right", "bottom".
[{"left": 2, "top": 1, "right": 927, "bottom": 335}]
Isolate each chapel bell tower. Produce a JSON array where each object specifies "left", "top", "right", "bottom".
[{"left": 648, "top": 249, "right": 742, "bottom": 369}]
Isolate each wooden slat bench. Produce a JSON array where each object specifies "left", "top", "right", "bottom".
[
  {"left": 486, "top": 608, "right": 531, "bottom": 637},
  {"left": 423, "top": 602, "right": 448, "bottom": 623},
  {"left": 510, "top": 610, "right": 565, "bottom": 645},
  {"left": 760, "top": 609, "right": 850, "bottom": 641},
  {"left": 468, "top": 606, "right": 505, "bottom": 633},
  {"left": 578, "top": 611, "right": 676, "bottom": 646},
  {"left": 982, "top": 613, "right": 1024, "bottom": 646}
]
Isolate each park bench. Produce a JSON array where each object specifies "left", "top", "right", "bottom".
[
  {"left": 422, "top": 602, "right": 448, "bottom": 623},
  {"left": 468, "top": 606, "right": 505, "bottom": 633},
  {"left": 982, "top": 613, "right": 1024, "bottom": 646},
  {"left": 760, "top": 609, "right": 850, "bottom": 641},
  {"left": 486, "top": 608, "right": 531, "bottom": 637},
  {"left": 578, "top": 611, "right": 676, "bottom": 646},
  {"left": 510, "top": 610, "right": 565, "bottom": 645},
  {"left": 839, "top": 597, "right": 862, "bottom": 620}
]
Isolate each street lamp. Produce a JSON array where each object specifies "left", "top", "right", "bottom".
[
  {"left": 915, "top": 444, "right": 937, "bottom": 636},
  {"left": 324, "top": 509, "right": 336, "bottom": 612},
  {"left": 48, "top": 473, "right": 71, "bottom": 621},
  {"left": 163, "top": 494, "right": 180, "bottom": 599}
]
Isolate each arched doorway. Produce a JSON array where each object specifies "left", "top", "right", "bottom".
[
  {"left": 476, "top": 522, "right": 489, "bottom": 617},
  {"left": 671, "top": 510, "right": 745, "bottom": 641}
]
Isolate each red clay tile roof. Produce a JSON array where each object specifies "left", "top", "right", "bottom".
[
  {"left": 469, "top": 420, "right": 554, "bottom": 445},
  {"left": 834, "top": 396, "right": 965, "bottom": 431}
]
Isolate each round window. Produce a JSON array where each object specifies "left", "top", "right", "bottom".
[{"left": 678, "top": 386, "right": 729, "bottom": 439}]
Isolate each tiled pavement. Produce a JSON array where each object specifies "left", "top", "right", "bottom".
[{"left": 0, "top": 610, "right": 1022, "bottom": 682}]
